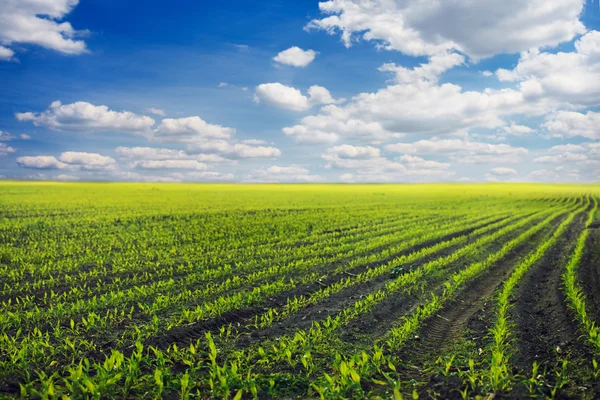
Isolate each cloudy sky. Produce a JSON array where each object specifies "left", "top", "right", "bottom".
[{"left": 1, "top": 0, "right": 600, "bottom": 183}]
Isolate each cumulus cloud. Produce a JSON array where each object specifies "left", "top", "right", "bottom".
[
  {"left": 283, "top": 105, "right": 399, "bottom": 144},
  {"left": 386, "top": 139, "right": 528, "bottom": 164},
  {"left": 283, "top": 68, "right": 554, "bottom": 146},
  {"left": 0, "top": 131, "right": 15, "bottom": 141},
  {"left": 534, "top": 152, "right": 588, "bottom": 163},
  {"left": 527, "top": 169, "right": 563, "bottom": 182},
  {"left": 147, "top": 108, "right": 166, "bottom": 116},
  {"left": 484, "top": 167, "right": 518, "bottom": 181},
  {"left": 55, "top": 174, "right": 79, "bottom": 181},
  {"left": 184, "top": 171, "right": 235, "bottom": 182},
  {"left": 307, "top": 0, "right": 585, "bottom": 59},
  {"left": 16, "top": 101, "right": 155, "bottom": 132},
  {"left": 16, "top": 156, "right": 73, "bottom": 170},
  {"left": 322, "top": 145, "right": 453, "bottom": 182},
  {"left": 542, "top": 110, "right": 600, "bottom": 139},
  {"left": 282, "top": 125, "right": 340, "bottom": 144},
  {"left": 153, "top": 116, "right": 234, "bottom": 142},
  {"left": 325, "top": 145, "right": 380, "bottom": 159},
  {"left": 131, "top": 160, "right": 208, "bottom": 171},
  {"left": 0, "top": 0, "right": 88, "bottom": 59},
  {"left": 58, "top": 151, "right": 117, "bottom": 170},
  {"left": 529, "top": 144, "right": 599, "bottom": 182},
  {"left": 188, "top": 140, "right": 281, "bottom": 159},
  {"left": 497, "top": 31, "right": 600, "bottom": 107},
  {"left": 115, "top": 146, "right": 191, "bottom": 160},
  {"left": 399, "top": 155, "right": 450, "bottom": 170},
  {"left": 502, "top": 123, "right": 534, "bottom": 136},
  {"left": 17, "top": 151, "right": 119, "bottom": 171},
  {"left": 111, "top": 171, "right": 182, "bottom": 183},
  {"left": 19, "top": 134, "right": 31, "bottom": 140},
  {"left": 379, "top": 52, "right": 464, "bottom": 84},
  {"left": 0, "top": 46, "right": 15, "bottom": 61},
  {"left": 248, "top": 165, "right": 324, "bottom": 182},
  {"left": 489, "top": 167, "right": 518, "bottom": 176},
  {"left": 273, "top": 47, "right": 318, "bottom": 67},
  {"left": 114, "top": 146, "right": 229, "bottom": 164},
  {"left": 547, "top": 144, "right": 587, "bottom": 153},
  {"left": 240, "top": 139, "right": 269, "bottom": 145},
  {"left": 0, "top": 143, "right": 16, "bottom": 156},
  {"left": 254, "top": 83, "right": 341, "bottom": 111}
]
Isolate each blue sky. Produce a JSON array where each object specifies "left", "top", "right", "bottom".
[{"left": 1, "top": 0, "right": 599, "bottom": 183}]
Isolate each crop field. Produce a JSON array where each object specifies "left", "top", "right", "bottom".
[{"left": 1, "top": 182, "right": 600, "bottom": 399}]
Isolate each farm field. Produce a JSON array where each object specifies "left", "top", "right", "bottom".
[{"left": 1, "top": 182, "right": 600, "bottom": 399}]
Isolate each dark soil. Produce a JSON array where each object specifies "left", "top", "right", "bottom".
[
  {"left": 146, "top": 216, "right": 510, "bottom": 350},
  {"left": 578, "top": 221, "right": 600, "bottom": 324},
  {"left": 395, "top": 212, "right": 568, "bottom": 399},
  {"left": 508, "top": 210, "right": 594, "bottom": 398}
]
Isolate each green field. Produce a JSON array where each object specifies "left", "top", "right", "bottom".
[{"left": 1, "top": 182, "right": 600, "bottom": 399}]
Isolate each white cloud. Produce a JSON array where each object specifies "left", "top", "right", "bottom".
[
  {"left": 325, "top": 145, "right": 380, "bottom": 159},
  {"left": 115, "top": 146, "right": 191, "bottom": 160},
  {"left": 55, "top": 174, "right": 79, "bottom": 181},
  {"left": 218, "top": 82, "right": 229, "bottom": 88},
  {"left": 502, "top": 123, "right": 534, "bottom": 136},
  {"left": 282, "top": 125, "right": 340, "bottom": 144},
  {"left": 148, "top": 108, "right": 166, "bottom": 117},
  {"left": 16, "top": 156, "right": 73, "bottom": 170},
  {"left": 283, "top": 70, "right": 554, "bottom": 145},
  {"left": 188, "top": 140, "right": 281, "bottom": 159},
  {"left": 114, "top": 146, "right": 229, "bottom": 163},
  {"left": 399, "top": 155, "right": 450, "bottom": 170},
  {"left": 497, "top": 31, "right": 600, "bottom": 107},
  {"left": 379, "top": 52, "right": 464, "bottom": 84},
  {"left": 548, "top": 144, "right": 586, "bottom": 153},
  {"left": 386, "top": 139, "right": 528, "bottom": 164},
  {"left": 184, "top": 171, "right": 235, "bottom": 182},
  {"left": 482, "top": 71, "right": 494, "bottom": 77},
  {"left": 0, "top": 46, "right": 15, "bottom": 61},
  {"left": 153, "top": 116, "right": 234, "bottom": 142},
  {"left": 527, "top": 169, "right": 561, "bottom": 181},
  {"left": 543, "top": 110, "right": 600, "bottom": 139},
  {"left": 254, "top": 83, "right": 340, "bottom": 111},
  {"left": 307, "top": 0, "right": 585, "bottom": 59},
  {"left": 489, "top": 167, "right": 518, "bottom": 176},
  {"left": 322, "top": 146, "right": 453, "bottom": 182},
  {"left": 248, "top": 165, "right": 324, "bottom": 182},
  {"left": 0, "top": 131, "right": 15, "bottom": 141},
  {"left": 131, "top": 160, "right": 208, "bottom": 171},
  {"left": 58, "top": 151, "right": 117, "bottom": 170},
  {"left": 0, "top": 0, "right": 88, "bottom": 58},
  {"left": 0, "top": 143, "right": 16, "bottom": 156},
  {"left": 16, "top": 101, "right": 155, "bottom": 132},
  {"left": 240, "top": 139, "right": 268, "bottom": 145},
  {"left": 273, "top": 47, "right": 318, "bottom": 67},
  {"left": 534, "top": 152, "right": 588, "bottom": 163},
  {"left": 339, "top": 173, "right": 355, "bottom": 182},
  {"left": 484, "top": 168, "right": 519, "bottom": 181},
  {"left": 19, "top": 133, "right": 31, "bottom": 140},
  {"left": 283, "top": 105, "right": 399, "bottom": 144},
  {"left": 111, "top": 171, "right": 182, "bottom": 183}
]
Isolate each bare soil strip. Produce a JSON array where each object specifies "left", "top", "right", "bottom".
[
  {"left": 145, "top": 216, "right": 510, "bottom": 350},
  {"left": 578, "top": 220, "right": 600, "bottom": 324},
  {"left": 511, "top": 212, "right": 587, "bottom": 371},
  {"left": 394, "top": 213, "right": 569, "bottom": 395}
]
